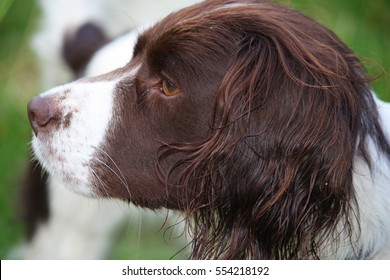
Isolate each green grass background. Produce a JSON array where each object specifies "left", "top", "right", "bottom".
[{"left": 0, "top": 0, "right": 389, "bottom": 259}]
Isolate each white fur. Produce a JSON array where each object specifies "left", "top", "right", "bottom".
[
  {"left": 32, "top": 79, "right": 117, "bottom": 196},
  {"left": 333, "top": 97, "right": 390, "bottom": 259},
  {"left": 14, "top": 177, "right": 130, "bottom": 259},
  {"left": 376, "top": 95, "right": 390, "bottom": 135},
  {"left": 85, "top": 30, "right": 140, "bottom": 76},
  {"left": 353, "top": 155, "right": 390, "bottom": 259},
  {"left": 318, "top": 96, "right": 390, "bottom": 259},
  {"left": 32, "top": 0, "right": 200, "bottom": 88},
  {"left": 13, "top": 177, "right": 183, "bottom": 259}
]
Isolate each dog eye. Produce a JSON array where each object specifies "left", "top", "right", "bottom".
[{"left": 161, "top": 78, "right": 181, "bottom": 96}]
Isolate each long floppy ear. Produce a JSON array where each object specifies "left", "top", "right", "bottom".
[
  {"left": 205, "top": 32, "right": 360, "bottom": 259},
  {"left": 158, "top": 9, "right": 388, "bottom": 259},
  {"left": 176, "top": 28, "right": 374, "bottom": 259}
]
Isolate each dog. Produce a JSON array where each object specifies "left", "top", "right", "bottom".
[
  {"left": 27, "top": 0, "right": 390, "bottom": 259},
  {"left": 16, "top": 0, "right": 198, "bottom": 259}
]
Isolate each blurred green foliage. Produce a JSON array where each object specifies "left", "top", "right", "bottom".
[{"left": 0, "top": 0, "right": 38, "bottom": 258}]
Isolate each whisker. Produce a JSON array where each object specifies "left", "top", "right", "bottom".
[
  {"left": 90, "top": 168, "right": 111, "bottom": 198},
  {"left": 93, "top": 146, "right": 132, "bottom": 198}
]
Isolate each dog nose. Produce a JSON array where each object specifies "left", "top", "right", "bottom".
[{"left": 27, "top": 96, "right": 56, "bottom": 136}]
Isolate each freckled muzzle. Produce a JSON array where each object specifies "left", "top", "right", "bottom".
[{"left": 26, "top": 80, "right": 118, "bottom": 197}]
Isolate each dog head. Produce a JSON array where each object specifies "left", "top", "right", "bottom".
[{"left": 28, "top": 0, "right": 390, "bottom": 258}]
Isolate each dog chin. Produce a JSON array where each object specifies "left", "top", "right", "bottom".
[{"left": 31, "top": 139, "right": 95, "bottom": 198}]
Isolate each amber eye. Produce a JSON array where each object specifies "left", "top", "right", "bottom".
[{"left": 161, "top": 78, "right": 181, "bottom": 96}]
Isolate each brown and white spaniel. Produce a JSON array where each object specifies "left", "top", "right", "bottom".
[{"left": 27, "top": 0, "right": 390, "bottom": 259}]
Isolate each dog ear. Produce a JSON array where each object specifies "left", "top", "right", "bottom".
[
  {"left": 159, "top": 19, "right": 385, "bottom": 258},
  {"left": 208, "top": 33, "right": 358, "bottom": 258},
  {"left": 174, "top": 31, "right": 364, "bottom": 259},
  {"left": 63, "top": 22, "right": 108, "bottom": 77}
]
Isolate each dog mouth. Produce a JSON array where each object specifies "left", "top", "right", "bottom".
[
  {"left": 27, "top": 80, "right": 117, "bottom": 197},
  {"left": 30, "top": 132, "right": 98, "bottom": 197}
]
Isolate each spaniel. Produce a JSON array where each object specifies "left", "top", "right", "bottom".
[
  {"left": 27, "top": 0, "right": 390, "bottom": 259},
  {"left": 19, "top": 0, "right": 196, "bottom": 259}
]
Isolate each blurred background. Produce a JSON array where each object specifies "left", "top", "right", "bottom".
[{"left": 0, "top": 0, "right": 389, "bottom": 259}]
